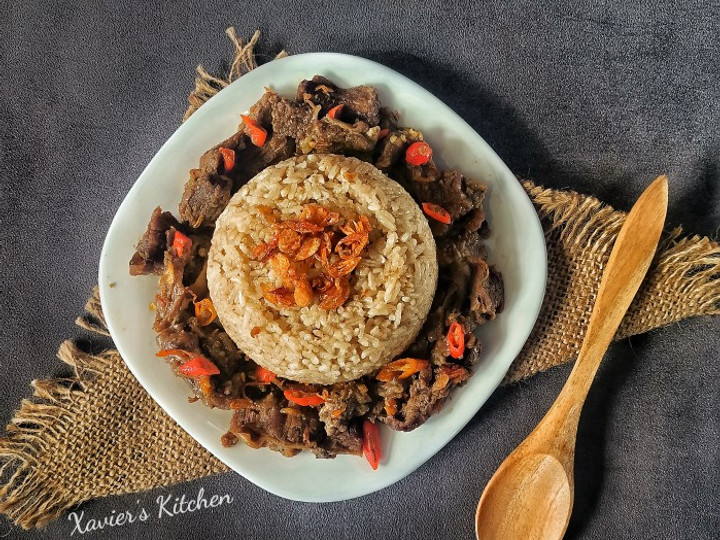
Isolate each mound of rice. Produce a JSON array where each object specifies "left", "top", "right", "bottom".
[{"left": 207, "top": 154, "right": 438, "bottom": 384}]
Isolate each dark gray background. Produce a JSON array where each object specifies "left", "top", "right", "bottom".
[{"left": 1, "top": 1, "right": 719, "bottom": 538}]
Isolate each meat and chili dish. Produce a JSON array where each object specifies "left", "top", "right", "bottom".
[{"left": 129, "top": 76, "right": 504, "bottom": 469}]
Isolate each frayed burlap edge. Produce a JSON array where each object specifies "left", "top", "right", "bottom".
[
  {"left": 183, "top": 28, "right": 288, "bottom": 121},
  {"left": 0, "top": 291, "right": 230, "bottom": 530},
  {"left": 502, "top": 182, "right": 720, "bottom": 384},
  {"left": 1, "top": 27, "right": 718, "bottom": 530},
  {"left": 0, "top": 296, "right": 117, "bottom": 529}
]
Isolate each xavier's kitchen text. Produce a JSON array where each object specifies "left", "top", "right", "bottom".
[{"left": 68, "top": 487, "right": 234, "bottom": 536}]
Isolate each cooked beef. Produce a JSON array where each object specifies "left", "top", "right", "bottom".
[
  {"left": 248, "top": 90, "right": 282, "bottom": 128},
  {"left": 406, "top": 160, "right": 441, "bottom": 185},
  {"left": 469, "top": 259, "right": 504, "bottom": 325},
  {"left": 199, "top": 131, "right": 247, "bottom": 174},
  {"left": 382, "top": 366, "right": 457, "bottom": 431},
  {"left": 379, "top": 107, "right": 399, "bottom": 131},
  {"left": 297, "top": 75, "right": 381, "bottom": 125},
  {"left": 296, "top": 76, "right": 335, "bottom": 106},
  {"left": 154, "top": 251, "right": 193, "bottom": 332},
  {"left": 336, "top": 85, "right": 381, "bottom": 125},
  {"left": 231, "top": 393, "right": 290, "bottom": 452},
  {"left": 129, "top": 207, "right": 180, "bottom": 275},
  {"left": 234, "top": 133, "right": 295, "bottom": 183},
  {"left": 298, "top": 119, "right": 380, "bottom": 155},
  {"left": 271, "top": 97, "right": 318, "bottom": 139},
  {"left": 283, "top": 407, "right": 322, "bottom": 446},
  {"left": 427, "top": 318, "right": 482, "bottom": 368},
  {"left": 323, "top": 421, "right": 363, "bottom": 455},
  {"left": 270, "top": 95, "right": 379, "bottom": 156},
  {"left": 393, "top": 221, "right": 503, "bottom": 408},
  {"left": 425, "top": 262, "right": 473, "bottom": 339},
  {"left": 436, "top": 230, "right": 487, "bottom": 266},
  {"left": 460, "top": 334, "right": 483, "bottom": 366},
  {"left": 188, "top": 259, "right": 208, "bottom": 299},
  {"left": 488, "top": 267, "right": 504, "bottom": 312},
  {"left": 409, "top": 169, "right": 487, "bottom": 235},
  {"left": 197, "top": 119, "right": 294, "bottom": 189},
  {"left": 231, "top": 392, "right": 327, "bottom": 457},
  {"left": 231, "top": 388, "right": 363, "bottom": 458},
  {"left": 183, "top": 233, "right": 211, "bottom": 286},
  {"left": 179, "top": 169, "right": 232, "bottom": 228},
  {"left": 372, "top": 377, "right": 407, "bottom": 419},
  {"left": 296, "top": 76, "right": 339, "bottom": 112},
  {"left": 318, "top": 382, "right": 372, "bottom": 438},
  {"left": 374, "top": 128, "right": 423, "bottom": 170},
  {"left": 196, "top": 326, "right": 243, "bottom": 378},
  {"left": 156, "top": 324, "right": 200, "bottom": 352}
]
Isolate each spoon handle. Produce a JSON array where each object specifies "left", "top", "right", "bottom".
[{"left": 537, "top": 176, "right": 668, "bottom": 443}]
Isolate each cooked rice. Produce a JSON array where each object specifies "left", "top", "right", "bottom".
[{"left": 207, "top": 154, "right": 438, "bottom": 384}]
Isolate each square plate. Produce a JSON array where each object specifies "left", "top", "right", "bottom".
[{"left": 98, "top": 53, "right": 546, "bottom": 502}]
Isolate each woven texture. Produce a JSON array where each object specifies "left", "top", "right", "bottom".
[{"left": 0, "top": 29, "right": 718, "bottom": 530}]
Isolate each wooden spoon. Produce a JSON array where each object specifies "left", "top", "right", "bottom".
[{"left": 475, "top": 175, "right": 668, "bottom": 540}]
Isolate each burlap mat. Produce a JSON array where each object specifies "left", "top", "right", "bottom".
[{"left": 1, "top": 29, "right": 718, "bottom": 529}]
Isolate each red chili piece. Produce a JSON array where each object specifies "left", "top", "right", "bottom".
[
  {"left": 362, "top": 420, "right": 381, "bottom": 470},
  {"left": 421, "top": 202, "right": 452, "bottom": 225},
  {"left": 172, "top": 231, "right": 192, "bottom": 257},
  {"left": 219, "top": 147, "right": 235, "bottom": 173},
  {"left": 405, "top": 141, "right": 432, "bottom": 166},
  {"left": 241, "top": 115, "right": 268, "bottom": 147},
  {"left": 284, "top": 389, "right": 325, "bottom": 407},
  {"left": 256, "top": 366, "right": 276, "bottom": 384},
  {"left": 327, "top": 104, "right": 344, "bottom": 120},
  {"left": 178, "top": 355, "right": 220, "bottom": 377},
  {"left": 447, "top": 321, "right": 466, "bottom": 359}
]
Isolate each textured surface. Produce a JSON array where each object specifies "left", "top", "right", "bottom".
[
  {"left": 1, "top": 1, "right": 718, "bottom": 539},
  {"left": 207, "top": 155, "right": 438, "bottom": 384}
]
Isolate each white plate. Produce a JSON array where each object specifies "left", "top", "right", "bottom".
[{"left": 98, "top": 53, "right": 546, "bottom": 502}]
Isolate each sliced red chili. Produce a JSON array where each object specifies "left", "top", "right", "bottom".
[
  {"left": 172, "top": 231, "right": 192, "bottom": 257},
  {"left": 327, "top": 104, "right": 344, "bottom": 120},
  {"left": 178, "top": 355, "right": 220, "bottom": 377},
  {"left": 377, "top": 128, "right": 390, "bottom": 139},
  {"left": 376, "top": 358, "right": 429, "bottom": 381},
  {"left": 256, "top": 366, "right": 276, "bottom": 384},
  {"left": 283, "top": 388, "right": 325, "bottom": 407},
  {"left": 156, "top": 348, "right": 194, "bottom": 360},
  {"left": 405, "top": 141, "right": 432, "bottom": 166},
  {"left": 422, "top": 202, "right": 452, "bottom": 225},
  {"left": 219, "top": 147, "right": 235, "bottom": 173},
  {"left": 194, "top": 298, "right": 217, "bottom": 326},
  {"left": 362, "top": 420, "right": 381, "bottom": 470},
  {"left": 241, "top": 115, "right": 267, "bottom": 147},
  {"left": 447, "top": 321, "right": 466, "bottom": 359}
]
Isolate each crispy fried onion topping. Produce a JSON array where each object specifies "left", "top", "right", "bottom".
[{"left": 253, "top": 204, "right": 372, "bottom": 310}]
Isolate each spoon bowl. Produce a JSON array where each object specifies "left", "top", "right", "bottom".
[{"left": 476, "top": 453, "right": 572, "bottom": 540}]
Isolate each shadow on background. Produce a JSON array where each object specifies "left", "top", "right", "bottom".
[
  {"left": 360, "top": 52, "right": 719, "bottom": 237},
  {"left": 364, "top": 52, "right": 556, "bottom": 185},
  {"left": 671, "top": 155, "right": 719, "bottom": 238},
  {"left": 564, "top": 341, "right": 638, "bottom": 539}
]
